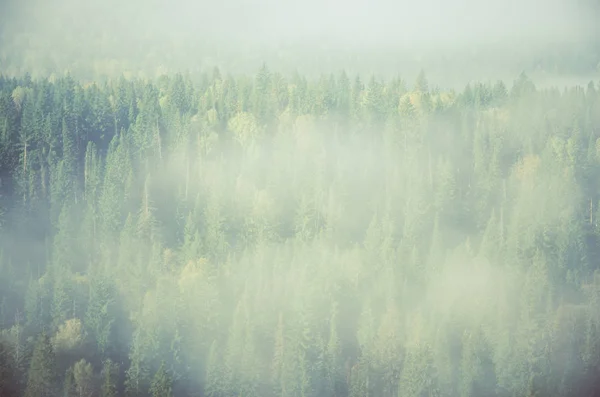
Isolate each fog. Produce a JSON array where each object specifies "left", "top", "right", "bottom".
[
  {"left": 1, "top": 0, "right": 599, "bottom": 83},
  {"left": 1, "top": 1, "right": 600, "bottom": 396},
  {"left": 4, "top": 0, "right": 596, "bottom": 44}
]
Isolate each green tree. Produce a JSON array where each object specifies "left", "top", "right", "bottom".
[
  {"left": 125, "top": 327, "right": 151, "bottom": 397},
  {"left": 24, "top": 332, "right": 59, "bottom": 397},
  {"left": 85, "top": 278, "right": 116, "bottom": 357},
  {"left": 101, "top": 359, "right": 119, "bottom": 397},
  {"left": 63, "top": 366, "right": 77, "bottom": 397},
  {"left": 73, "top": 359, "right": 95, "bottom": 397},
  {"left": 150, "top": 362, "right": 173, "bottom": 397},
  {"left": 0, "top": 339, "right": 19, "bottom": 397}
]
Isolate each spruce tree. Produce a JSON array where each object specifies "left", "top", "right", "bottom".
[
  {"left": 100, "top": 359, "right": 119, "bottom": 397},
  {"left": 0, "top": 339, "right": 19, "bottom": 397},
  {"left": 150, "top": 362, "right": 173, "bottom": 397},
  {"left": 24, "top": 332, "right": 58, "bottom": 397}
]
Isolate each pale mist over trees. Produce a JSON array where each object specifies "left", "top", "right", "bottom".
[
  {"left": 0, "top": 0, "right": 599, "bottom": 80},
  {"left": 0, "top": 0, "right": 600, "bottom": 397}
]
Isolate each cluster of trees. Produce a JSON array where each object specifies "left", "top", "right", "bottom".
[{"left": 0, "top": 67, "right": 600, "bottom": 397}]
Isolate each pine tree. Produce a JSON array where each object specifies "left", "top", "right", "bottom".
[
  {"left": 150, "top": 362, "right": 173, "bottom": 397},
  {"left": 0, "top": 339, "right": 19, "bottom": 397},
  {"left": 85, "top": 278, "right": 115, "bottom": 357},
  {"left": 414, "top": 70, "right": 429, "bottom": 94},
  {"left": 205, "top": 340, "right": 223, "bottom": 397},
  {"left": 100, "top": 359, "right": 119, "bottom": 397},
  {"left": 73, "top": 359, "right": 95, "bottom": 397},
  {"left": 181, "top": 212, "right": 201, "bottom": 265},
  {"left": 24, "top": 332, "right": 58, "bottom": 397},
  {"left": 326, "top": 302, "right": 343, "bottom": 397},
  {"left": 125, "top": 327, "right": 150, "bottom": 397},
  {"left": 363, "top": 76, "right": 386, "bottom": 124},
  {"left": 336, "top": 71, "right": 351, "bottom": 118},
  {"left": 63, "top": 366, "right": 77, "bottom": 397}
]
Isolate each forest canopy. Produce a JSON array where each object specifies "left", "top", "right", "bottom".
[
  {"left": 0, "top": 67, "right": 599, "bottom": 396},
  {"left": 1, "top": 0, "right": 600, "bottom": 395}
]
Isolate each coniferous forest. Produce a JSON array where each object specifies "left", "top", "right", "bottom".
[
  {"left": 1, "top": 67, "right": 600, "bottom": 397},
  {"left": 2, "top": 1, "right": 600, "bottom": 396}
]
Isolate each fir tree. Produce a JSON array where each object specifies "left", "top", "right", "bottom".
[
  {"left": 150, "top": 362, "right": 173, "bottom": 397},
  {"left": 24, "top": 332, "right": 58, "bottom": 397}
]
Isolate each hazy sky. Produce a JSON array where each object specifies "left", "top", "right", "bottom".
[
  {"left": 0, "top": 0, "right": 598, "bottom": 83},
  {"left": 2, "top": 0, "right": 598, "bottom": 47},
  {"left": 251, "top": 0, "right": 597, "bottom": 47}
]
